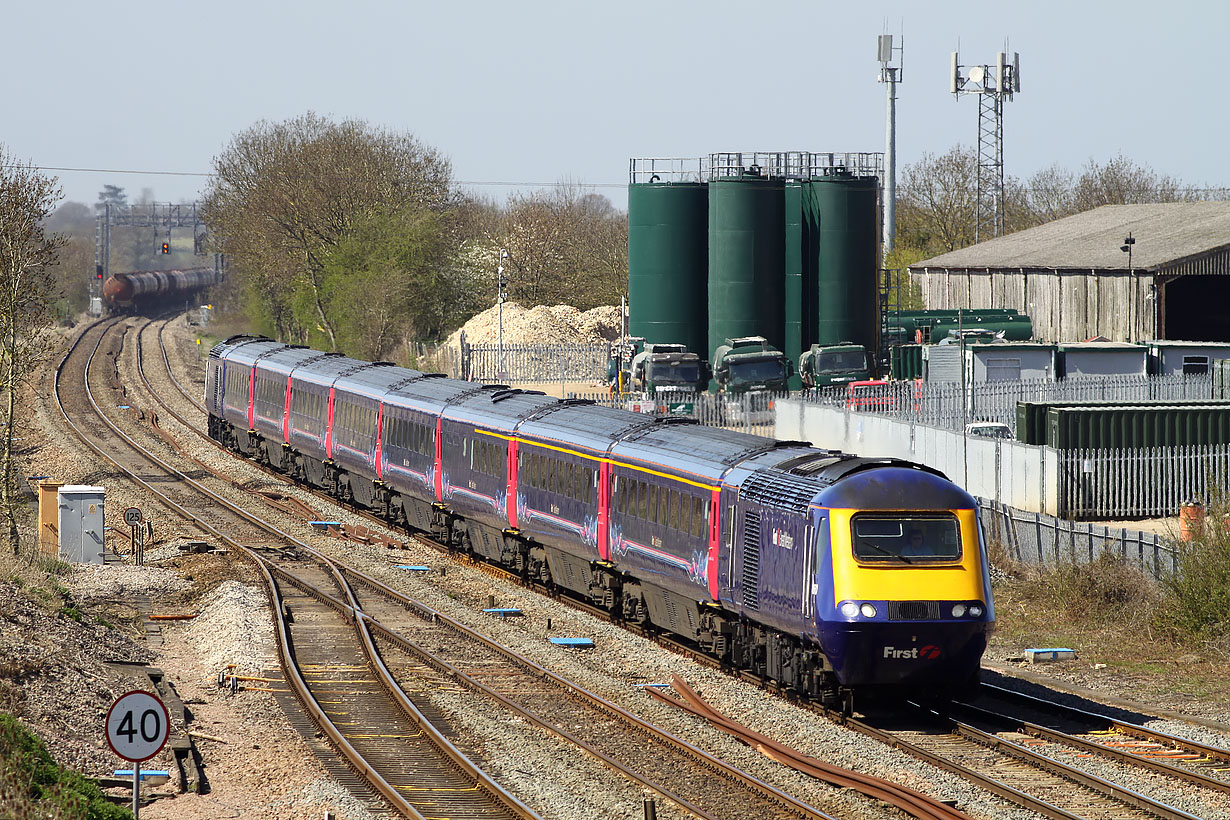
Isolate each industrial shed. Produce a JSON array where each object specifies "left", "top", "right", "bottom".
[{"left": 909, "top": 202, "right": 1230, "bottom": 344}]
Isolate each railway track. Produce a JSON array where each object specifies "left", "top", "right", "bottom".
[
  {"left": 847, "top": 699, "right": 1211, "bottom": 820},
  {"left": 133, "top": 315, "right": 1230, "bottom": 820},
  {"left": 56, "top": 318, "right": 539, "bottom": 820},
  {"left": 951, "top": 683, "right": 1230, "bottom": 799},
  {"left": 78, "top": 314, "right": 898, "bottom": 820}
]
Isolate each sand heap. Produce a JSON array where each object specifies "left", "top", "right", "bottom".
[{"left": 446, "top": 303, "right": 622, "bottom": 347}]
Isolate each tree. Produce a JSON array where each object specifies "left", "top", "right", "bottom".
[
  {"left": 95, "top": 184, "right": 126, "bottom": 212},
  {"left": 0, "top": 151, "right": 65, "bottom": 553},
  {"left": 498, "top": 182, "right": 628, "bottom": 310},
  {"left": 202, "top": 113, "right": 454, "bottom": 349},
  {"left": 1070, "top": 154, "right": 1189, "bottom": 212}
]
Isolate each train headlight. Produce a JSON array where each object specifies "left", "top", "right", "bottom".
[
  {"left": 969, "top": 604, "right": 984, "bottom": 618},
  {"left": 840, "top": 602, "right": 860, "bottom": 618},
  {"left": 859, "top": 603, "right": 877, "bottom": 618},
  {"left": 951, "top": 603, "right": 967, "bottom": 618}
]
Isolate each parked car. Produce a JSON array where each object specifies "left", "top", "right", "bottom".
[{"left": 965, "top": 422, "right": 1012, "bottom": 439}]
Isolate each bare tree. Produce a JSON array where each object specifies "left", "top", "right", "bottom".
[
  {"left": 498, "top": 182, "right": 627, "bottom": 309},
  {"left": 0, "top": 152, "right": 65, "bottom": 553},
  {"left": 202, "top": 113, "right": 454, "bottom": 349}
]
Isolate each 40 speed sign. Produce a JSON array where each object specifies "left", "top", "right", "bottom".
[{"left": 106, "top": 691, "right": 170, "bottom": 762}]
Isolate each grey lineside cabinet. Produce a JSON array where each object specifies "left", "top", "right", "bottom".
[{"left": 58, "top": 485, "right": 105, "bottom": 564}]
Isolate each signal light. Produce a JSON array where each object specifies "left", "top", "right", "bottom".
[
  {"left": 161, "top": 242, "right": 170, "bottom": 254},
  {"left": 96, "top": 272, "right": 104, "bottom": 280}
]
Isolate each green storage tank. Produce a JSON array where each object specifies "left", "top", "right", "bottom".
[
  {"left": 812, "top": 171, "right": 878, "bottom": 351},
  {"left": 628, "top": 182, "right": 709, "bottom": 356},
  {"left": 784, "top": 181, "right": 805, "bottom": 389},
  {"left": 707, "top": 174, "right": 786, "bottom": 361}
]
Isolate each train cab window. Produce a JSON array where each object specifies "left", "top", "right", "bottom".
[{"left": 850, "top": 516, "right": 962, "bottom": 563}]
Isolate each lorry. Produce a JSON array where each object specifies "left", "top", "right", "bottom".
[
  {"left": 797, "top": 342, "right": 872, "bottom": 388},
  {"left": 607, "top": 339, "right": 708, "bottom": 416},
  {"left": 627, "top": 343, "right": 708, "bottom": 397},
  {"left": 712, "top": 336, "right": 793, "bottom": 394}
]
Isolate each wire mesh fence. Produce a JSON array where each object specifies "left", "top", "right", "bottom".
[{"left": 980, "top": 500, "right": 1177, "bottom": 580}]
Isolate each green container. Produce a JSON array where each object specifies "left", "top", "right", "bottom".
[
  {"left": 784, "top": 182, "right": 805, "bottom": 390},
  {"left": 812, "top": 173, "right": 878, "bottom": 351},
  {"left": 1045, "top": 405, "right": 1230, "bottom": 449},
  {"left": 1019, "top": 399, "right": 1230, "bottom": 445},
  {"left": 890, "top": 344, "right": 924, "bottom": 380},
  {"left": 707, "top": 175, "right": 785, "bottom": 360},
  {"left": 628, "top": 182, "right": 708, "bottom": 356}
]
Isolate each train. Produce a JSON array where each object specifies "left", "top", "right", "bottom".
[
  {"left": 102, "top": 267, "right": 222, "bottom": 311},
  {"left": 206, "top": 335, "right": 995, "bottom": 710}
]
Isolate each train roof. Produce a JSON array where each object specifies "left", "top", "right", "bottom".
[
  {"left": 816, "top": 464, "right": 973, "bottom": 510},
  {"left": 253, "top": 346, "right": 335, "bottom": 376},
  {"left": 220, "top": 338, "right": 288, "bottom": 366},
  {"left": 611, "top": 422, "right": 778, "bottom": 483},
  {"left": 444, "top": 388, "right": 560, "bottom": 432},
  {"left": 284, "top": 355, "right": 376, "bottom": 389},
  {"left": 516, "top": 401, "right": 657, "bottom": 455},
  {"left": 334, "top": 363, "right": 420, "bottom": 398},
  {"left": 385, "top": 376, "right": 495, "bottom": 414}
]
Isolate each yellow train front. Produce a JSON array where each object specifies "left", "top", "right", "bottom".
[{"left": 812, "top": 465, "right": 994, "bottom": 692}]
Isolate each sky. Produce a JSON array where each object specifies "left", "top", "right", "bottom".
[{"left": 5, "top": 1, "right": 1226, "bottom": 211}]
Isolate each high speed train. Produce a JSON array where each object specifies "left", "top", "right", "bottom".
[{"left": 206, "top": 335, "right": 994, "bottom": 709}]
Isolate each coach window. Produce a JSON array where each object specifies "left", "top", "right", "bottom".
[{"left": 669, "top": 491, "right": 681, "bottom": 532}]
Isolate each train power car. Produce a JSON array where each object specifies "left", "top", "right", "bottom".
[
  {"left": 206, "top": 335, "right": 994, "bottom": 710},
  {"left": 102, "top": 267, "right": 222, "bottom": 311}
]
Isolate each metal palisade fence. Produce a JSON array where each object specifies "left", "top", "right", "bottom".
[
  {"left": 801, "top": 373, "right": 1213, "bottom": 432},
  {"left": 458, "top": 341, "right": 612, "bottom": 384},
  {"left": 1057, "top": 443, "right": 1230, "bottom": 519}
]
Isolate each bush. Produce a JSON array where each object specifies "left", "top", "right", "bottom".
[
  {"left": 1163, "top": 498, "right": 1230, "bottom": 637},
  {"left": 1004, "top": 550, "right": 1162, "bottom": 627},
  {"left": 0, "top": 712, "right": 131, "bottom": 819}
]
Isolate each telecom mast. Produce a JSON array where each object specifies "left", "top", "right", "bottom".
[
  {"left": 950, "top": 49, "right": 1020, "bottom": 241},
  {"left": 877, "top": 33, "right": 902, "bottom": 254}
]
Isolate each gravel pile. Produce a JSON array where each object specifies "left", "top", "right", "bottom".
[
  {"left": 179, "top": 580, "right": 275, "bottom": 678},
  {"left": 445, "top": 302, "right": 622, "bottom": 347}
]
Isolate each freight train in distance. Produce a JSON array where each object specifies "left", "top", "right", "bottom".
[
  {"left": 102, "top": 267, "right": 222, "bottom": 312},
  {"left": 206, "top": 335, "right": 995, "bottom": 712}
]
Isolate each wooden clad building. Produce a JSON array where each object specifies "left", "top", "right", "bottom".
[{"left": 909, "top": 202, "right": 1230, "bottom": 343}]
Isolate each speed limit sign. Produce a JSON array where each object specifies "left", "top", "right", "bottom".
[
  {"left": 106, "top": 691, "right": 169, "bottom": 762},
  {"left": 123, "top": 507, "right": 143, "bottom": 527}
]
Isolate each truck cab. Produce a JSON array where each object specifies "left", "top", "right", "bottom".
[
  {"left": 798, "top": 342, "right": 872, "bottom": 388},
  {"left": 712, "top": 336, "right": 793, "bottom": 394},
  {"left": 629, "top": 343, "right": 709, "bottom": 396}
]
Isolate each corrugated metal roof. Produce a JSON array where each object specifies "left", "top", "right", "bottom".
[{"left": 910, "top": 202, "right": 1230, "bottom": 271}]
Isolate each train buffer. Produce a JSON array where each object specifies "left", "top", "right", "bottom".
[
  {"left": 548, "top": 637, "right": 594, "bottom": 648},
  {"left": 1024, "top": 647, "right": 1077, "bottom": 663},
  {"left": 482, "top": 607, "right": 523, "bottom": 618}
]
